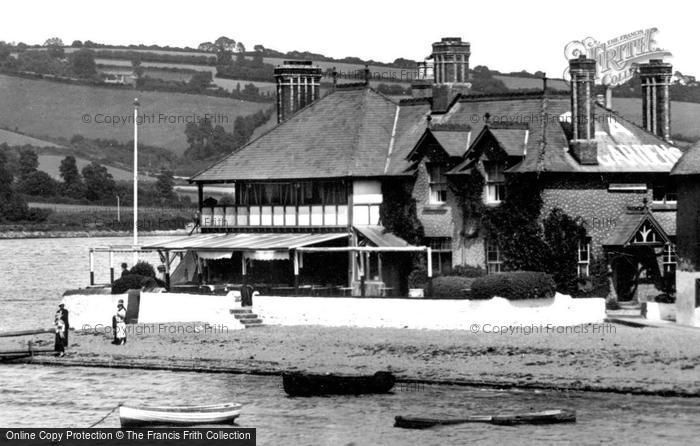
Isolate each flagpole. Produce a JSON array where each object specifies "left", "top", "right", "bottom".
[{"left": 133, "top": 98, "right": 139, "bottom": 264}]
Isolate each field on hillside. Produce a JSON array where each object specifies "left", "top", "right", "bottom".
[
  {"left": 0, "top": 128, "right": 65, "bottom": 148},
  {"left": 0, "top": 74, "right": 272, "bottom": 155},
  {"left": 37, "top": 154, "right": 155, "bottom": 182},
  {"left": 611, "top": 98, "right": 700, "bottom": 142}
]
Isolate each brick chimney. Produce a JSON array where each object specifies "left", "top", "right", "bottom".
[
  {"left": 569, "top": 55, "right": 598, "bottom": 165},
  {"left": 274, "top": 61, "right": 323, "bottom": 124},
  {"left": 639, "top": 59, "right": 672, "bottom": 142},
  {"left": 430, "top": 37, "right": 471, "bottom": 112}
]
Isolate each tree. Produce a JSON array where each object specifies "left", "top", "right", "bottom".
[
  {"left": 47, "top": 44, "right": 65, "bottom": 59},
  {"left": 214, "top": 36, "right": 236, "bottom": 51},
  {"left": 235, "top": 42, "right": 246, "bottom": 53},
  {"left": 81, "top": 162, "right": 115, "bottom": 202},
  {"left": 69, "top": 49, "right": 96, "bottom": 78},
  {"left": 0, "top": 42, "right": 11, "bottom": 63},
  {"left": 43, "top": 37, "right": 64, "bottom": 47},
  {"left": 71, "top": 40, "right": 83, "bottom": 48},
  {"left": 253, "top": 44, "right": 265, "bottom": 52},
  {"left": 188, "top": 71, "right": 212, "bottom": 91},
  {"left": 17, "top": 171, "right": 58, "bottom": 197},
  {"left": 58, "top": 155, "right": 84, "bottom": 198},
  {"left": 131, "top": 56, "right": 144, "bottom": 79},
  {"left": 18, "top": 149, "right": 38, "bottom": 180},
  {"left": 155, "top": 169, "right": 176, "bottom": 202}
]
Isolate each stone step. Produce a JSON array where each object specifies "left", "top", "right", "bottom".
[
  {"left": 230, "top": 309, "right": 253, "bottom": 315},
  {"left": 234, "top": 313, "right": 260, "bottom": 320},
  {"left": 240, "top": 318, "right": 263, "bottom": 325}
]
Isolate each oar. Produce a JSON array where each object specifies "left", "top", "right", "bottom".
[{"left": 394, "top": 409, "right": 576, "bottom": 429}]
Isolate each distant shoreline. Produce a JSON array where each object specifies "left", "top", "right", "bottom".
[{"left": 0, "top": 229, "right": 188, "bottom": 239}]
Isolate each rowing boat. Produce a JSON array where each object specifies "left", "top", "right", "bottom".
[
  {"left": 119, "top": 403, "right": 242, "bottom": 428},
  {"left": 282, "top": 371, "right": 396, "bottom": 397},
  {"left": 394, "top": 409, "right": 576, "bottom": 429}
]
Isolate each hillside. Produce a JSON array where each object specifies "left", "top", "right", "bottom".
[
  {"left": 611, "top": 98, "right": 700, "bottom": 143},
  {"left": 0, "top": 74, "right": 272, "bottom": 155},
  {"left": 37, "top": 154, "right": 155, "bottom": 182},
  {"left": 0, "top": 128, "right": 66, "bottom": 148}
]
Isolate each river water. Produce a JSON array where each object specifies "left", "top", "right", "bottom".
[{"left": 2, "top": 237, "right": 700, "bottom": 444}]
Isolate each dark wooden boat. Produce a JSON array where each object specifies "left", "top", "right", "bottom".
[
  {"left": 282, "top": 371, "right": 395, "bottom": 396},
  {"left": 119, "top": 403, "right": 241, "bottom": 427},
  {"left": 394, "top": 409, "right": 576, "bottom": 429}
]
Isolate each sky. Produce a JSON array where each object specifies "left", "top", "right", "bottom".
[{"left": 3, "top": 0, "right": 695, "bottom": 78}]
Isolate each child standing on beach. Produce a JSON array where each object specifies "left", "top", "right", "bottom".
[{"left": 115, "top": 300, "right": 127, "bottom": 345}]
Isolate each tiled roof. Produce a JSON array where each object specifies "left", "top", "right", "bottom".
[
  {"left": 671, "top": 141, "right": 700, "bottom": 176},
  {"left": 602, "top": 211, "right": 671, "bottom": 246},
  {"left": 191, "top": 88, "right": 683, "bottom": 182},
  {"left": 431, "top": 131, "right": 471, "bottom": 157},
  {"left": 192, "top": 87, "right": 399, "bottom": 181},
  {"left": 490, "top": 128, "right": 528, "bottom": 157}
]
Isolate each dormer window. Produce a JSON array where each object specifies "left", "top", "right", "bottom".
[
  {"left": 428, "top": 164, "right": 448, "bottom": 204},
  {"left": 484, "top": 162, "right": 505, "bottom": 204}
]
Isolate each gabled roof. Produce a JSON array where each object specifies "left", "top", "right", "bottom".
[
  {"left": 406, "top": 128, "right": 470, "bottom": 161},
  {"left": 671, "top": 140, "right": 700, "bottom": 176},
  {"left": 192, "top": 87, "right": 399, "bottom": 181},
  {"left": 490, "top": 127, "right": 528, "bottom": 157},
  {"left": 603, "top": 211, "right": 671, "bottom": 246}
]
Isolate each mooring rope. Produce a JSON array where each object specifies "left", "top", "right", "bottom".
[{"left": 88, "top": 402, "right": 123, "bottom": 428}]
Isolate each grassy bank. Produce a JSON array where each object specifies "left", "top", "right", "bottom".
[{"left": 12, "top": 323, "right": 700, "bottom": 397}]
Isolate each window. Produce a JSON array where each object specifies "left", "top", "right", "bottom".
[
  {"left": 577, "top": 239, "right": 591, "bottom": 278},
  {"left": 486, "top": 240, "right": 502, "bottom": 274},
  {"left": 663, "top": 243, "right": 677, "bottom": 274},
  {"left": 428, "top": 238, "right": 452, "bottom": 275},
  {"left": 653, "top": 179, "right": 677, "bottom": 204},
  {"left": 484, "top": 162, "right": 505, "bottom": 204},
  {"left": 428, "top": 164, "right": 448, "bottom": 204}
]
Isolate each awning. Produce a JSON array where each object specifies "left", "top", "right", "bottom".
[
  {"left": 144, "top": 232, "right": 350, "bottom": 251},
  {"left": 354, "top": 225, "right": 412, "bottom": 248}
]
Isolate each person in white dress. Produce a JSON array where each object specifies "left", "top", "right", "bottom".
[{"left": 115, "top": 299, "right": 127, "bottom": 345}]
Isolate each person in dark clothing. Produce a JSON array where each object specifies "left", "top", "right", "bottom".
[
  {"left": 56, "top": 303, "right": 69, "bottom": 347},
  {"left": 121, "top": 263, "right": 130, "bottom": 277},
  {"left": 54, "top": 313, "right": 65, "bottom": 357},
  {"left": 240, "top": 284, "right": 254, "bottom": 307}
]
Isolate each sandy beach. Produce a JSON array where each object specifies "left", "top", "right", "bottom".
[{"left": 12, "top": 323, "right": 700, "bottom": 397}]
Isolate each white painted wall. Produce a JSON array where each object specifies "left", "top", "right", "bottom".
[
  {"left": 676, "top": 271, "right": 700, "bottom": 327},
  {"left": 62, "top": 291, "right": 244, "bottom": 330},
  {"left": 254, "top": 293, "right": 605, "bottom": 329}
]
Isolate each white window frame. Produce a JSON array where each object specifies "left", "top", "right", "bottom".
[
  {"left": 577, "top": 240, "right": 591, "bottom": 278},
  {"left": 428, "top": 164, "right": 448, "bottom": 204},
  {"left": 484, "top": 162, "right": 505, "bottom": 205},
  {"left": 486, "top": 240, "right": 502, "bottom": 274},
  {"left": 663, "top": 243, "right": 677, "bottom": 274},
  {"left": 652, "top": 181, "right": 678, "bottom": 205},
  {"left": 428, "top": 238, "right": 452, "bottom": 275}
]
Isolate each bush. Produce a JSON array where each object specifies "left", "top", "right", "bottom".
[
  {"left": 432, "top": 276, "right": 475, "bottom": 299},
  {"left": 450, "top": 265, "right": 486, "bottom": 278},
  {"left": 111, "top": 274, "right": 153, "bottom": 294},
  {"left": 407, "top": 268, "right": 429, "bottom": 289},
  {"left": 471, "top": 271, "right": 556, "bottom": 300},
  {"left": 129, "top": 261, "right": 156, "bottom": 278}
]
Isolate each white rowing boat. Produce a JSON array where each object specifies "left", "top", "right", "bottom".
[{"left": 119, "top": 403, "right": 242, "bottom": 427}]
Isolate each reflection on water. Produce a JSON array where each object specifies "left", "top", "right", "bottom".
[{"left": 0, "top": 365, "right": 699, "bottom": 445}]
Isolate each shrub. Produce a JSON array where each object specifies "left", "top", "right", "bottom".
[
  {"left": 471, "top": 271, "right": 556, "bottom": 300},
  {"left": 407, "top": 268, "right": 429, "bottom": 289},
  {"left": 111, "top": 274, "right": 152, "bottom": 294},
  {"left": 129, "top": 261, "right": 156, "bottom": 278},
  {"left": 432, "top": 276, "right": 475, "bottom": 299},
  {"left": 450, "top": 265, "right": 486, "bottom": 278}
]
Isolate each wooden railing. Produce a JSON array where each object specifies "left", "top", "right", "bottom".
[{"left": 201, "top": 203, "right": 382, "bottom": 228}]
